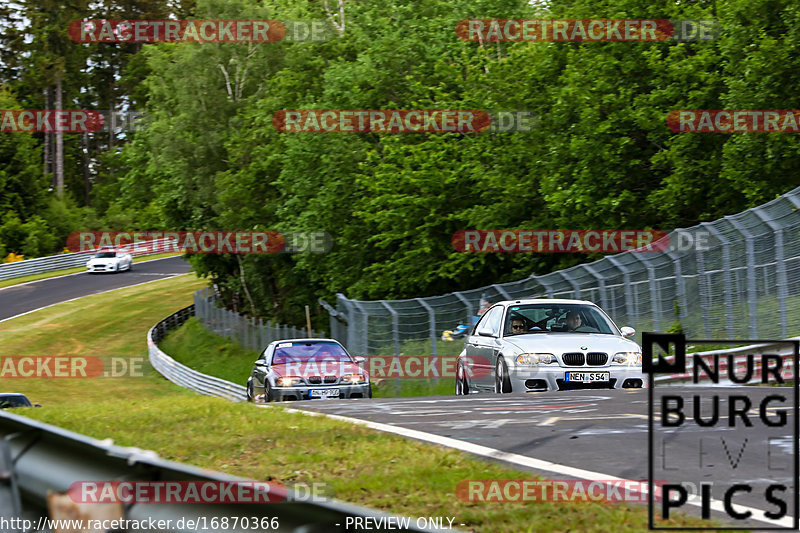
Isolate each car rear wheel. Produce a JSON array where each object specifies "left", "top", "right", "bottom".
[
  {"left": 495, "top": 357, "right": 512, "bottom": 394},
  {"left": 455, "top": 360, "right": 470, "bottom": 395}
]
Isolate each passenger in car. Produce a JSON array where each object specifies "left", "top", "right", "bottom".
[{"left": 565, "top": 311, "right": 599, "bottom": 332}]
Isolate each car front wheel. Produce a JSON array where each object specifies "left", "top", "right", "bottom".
[
  {"left": 246, "top": 380, "right": 254, "bottom": 402},
  {"left": 455, "top": 360, "right": 470, "bottom": 395},
  {"left": 495, "top": 357, "right": 512, "bottom": 394}
]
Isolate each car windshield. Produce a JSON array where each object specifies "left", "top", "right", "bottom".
[
  {"left": 94, "top": 252, "right": 117, "bottom": 258},
  {"left": 504, "top": 303, "right": 618, "bottom": 336},
  {"left": 0, "top": 395, "right": 32, "bottom": 408},
  {"left": 271, "top": 341, "right": 352, "bottom": 364}
]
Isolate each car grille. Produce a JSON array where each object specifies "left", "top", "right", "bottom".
[
  {"left": 307, "top": 376, "right": 339, "bottom": 385},
  {"left": 557, "top": 378, "right": 617, "bottom": 391},
  {"left": 586, "top": 352, "right": 608, "bottom": 366},
  {"left": 561, "top": 353, "right": 585, "bottom": 366}
]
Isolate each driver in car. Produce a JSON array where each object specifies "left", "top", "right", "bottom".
[{"left": 509, "top": 317, "right": 527, "bottom": 335}]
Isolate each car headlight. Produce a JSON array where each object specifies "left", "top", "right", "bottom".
[
  {"left": 612, "top": 352, "right": 642, "bottom": 365},
  {"left": 342, "top": 373, "right": 367, "bottom": 384},
  {"left": 276, "top": 376, "right": 303, "bottom": 386},
  {"left": 516, "top": 353, "right": 555, "bottom": 366}
]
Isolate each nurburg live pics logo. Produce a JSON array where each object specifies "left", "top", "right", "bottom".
[{"left": 644, "top": 332, "right": 799, "bottom": 529}]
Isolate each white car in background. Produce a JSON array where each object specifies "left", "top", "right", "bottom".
[
  {"left": 86, "top": 248, "right": 133, "bottom": 273},
  {"left": 455, "top": 299, "right": 644, "bottom": 394}
]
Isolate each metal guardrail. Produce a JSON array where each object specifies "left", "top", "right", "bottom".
[
  {"left": 0, "top": 410, "right": 444, "bottom": 532},
  {"left": 148, "top": 305, "right": 248, "bottom": 402},
  {"left": 0, "top": 238, "right": 176, "bottom": 281}
]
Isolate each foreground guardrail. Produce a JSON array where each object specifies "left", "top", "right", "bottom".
[{"left": 0, "top": 410, "right": 442, "bottom": 532}]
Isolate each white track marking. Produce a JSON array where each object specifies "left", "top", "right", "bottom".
[{"left": 260, "top": 404, "right": 794, "bottom": 528}]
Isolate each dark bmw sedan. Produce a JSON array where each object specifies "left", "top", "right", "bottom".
[{"left": 246, "top": 339, "right": 371, "bottom": 402}]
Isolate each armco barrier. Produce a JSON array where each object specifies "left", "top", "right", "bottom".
[
  {"left": 148, "top": 305, "right": 248, "bottom": 402},
  {"left": 0, "top": 237, "right": 176, "bottom": 281},
  {"left": 0, "top": 411, "right": 443, "bottom": 532}
]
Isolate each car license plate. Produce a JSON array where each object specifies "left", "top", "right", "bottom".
[
  {"left": 310, "top": 388, "right": 340, "bottom": 399},
  {"left": 565, "top": 372, "right": 610, "bottom": 383}
]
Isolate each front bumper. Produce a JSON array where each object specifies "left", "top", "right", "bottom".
[
  {"left": 509, "top": 365, "right": 645, "bottom": 392},
  {"left": 87, "top": 263, "right": 118, "bottom": 272},
  {"left": 257, "top": 383, "right": 371, "bottom": 402}
]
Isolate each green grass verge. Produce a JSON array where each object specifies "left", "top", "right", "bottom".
[
  {"left": 0, "top": 252, "right": 182, "bottom": 289},
  {"left": 0, "top": 274, "right": 719, "bottom": 532}
]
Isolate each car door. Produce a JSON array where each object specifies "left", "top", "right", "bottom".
[
  {"left": 468, "top": 306, "right": 503, "bottom": 390},
  {"left": 252, "top": 351, "right": 270, "bottom": 392}
]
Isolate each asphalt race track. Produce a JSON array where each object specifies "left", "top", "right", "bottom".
[
  {"left": 291, "top": 388, "right": 797, "bottom": 528},
  {"left": 0, "top": 256, "right": 191, "bottom": 321}
]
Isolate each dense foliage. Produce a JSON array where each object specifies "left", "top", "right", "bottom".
[{"left": 3, "top": 0, "right": 800, "bottom": 326}]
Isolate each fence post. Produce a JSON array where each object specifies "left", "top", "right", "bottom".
[
  {"left": 559, "top": 271, "right": 581, "bottom": 300},
  {"left": 663, "top": 246, "right": 689, "bottom": 327},
  {"left": 380, "top": 300, "right": 401, "bottom": 392},
  {"left": 627, "top": 253, "right": 661, "bottom": 332},
  {"left": 724, "top": 217, "right": 758, "bottom": 338},
  {"left": 694, "top": 248, "right": 712, "bottom": 337},
  {"left": 491, "top": 284, "right": 511, "bottom": 300},
  {"left": 579, "top": 264, "right": 609, "bottom": 311},
  {"left": 380, "top": 300, "right": 400, "bottom": 357},
  {"left": 752, "top": 206, "right": 788, "bottom": 338},
  {"left": 415, "top": 298, "right": 437, "bottom": 357},
  {"left": 606, "top": 256, "right": 635, "bottom": 326},
  {"left": 350, "top": 299, "right": 370, "bottom": 355},
  {"left": 528, "top": 274, "right": 554, "bottom": 298},
  {"left": 701, "top": 222, "right": 734, "bottom": 338},
  {"left": 454, "top": 292, "right": 473, "bottom": 324}
]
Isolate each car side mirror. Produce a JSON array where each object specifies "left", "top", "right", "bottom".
[
  {"left": 620, "top": 326, "right": 635, "bottom": 338},
  {"left": 354, "top": 356, "right": 366, "bottom": 364},
  {"left": 34, "top": 404, "right": 41, "bottom": 408},
  {"left": 477, "top": 325, "right": 495, "bottom": 337},
  {"left": 255, "top": 360, "right": 267, "bottom": 367}
]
